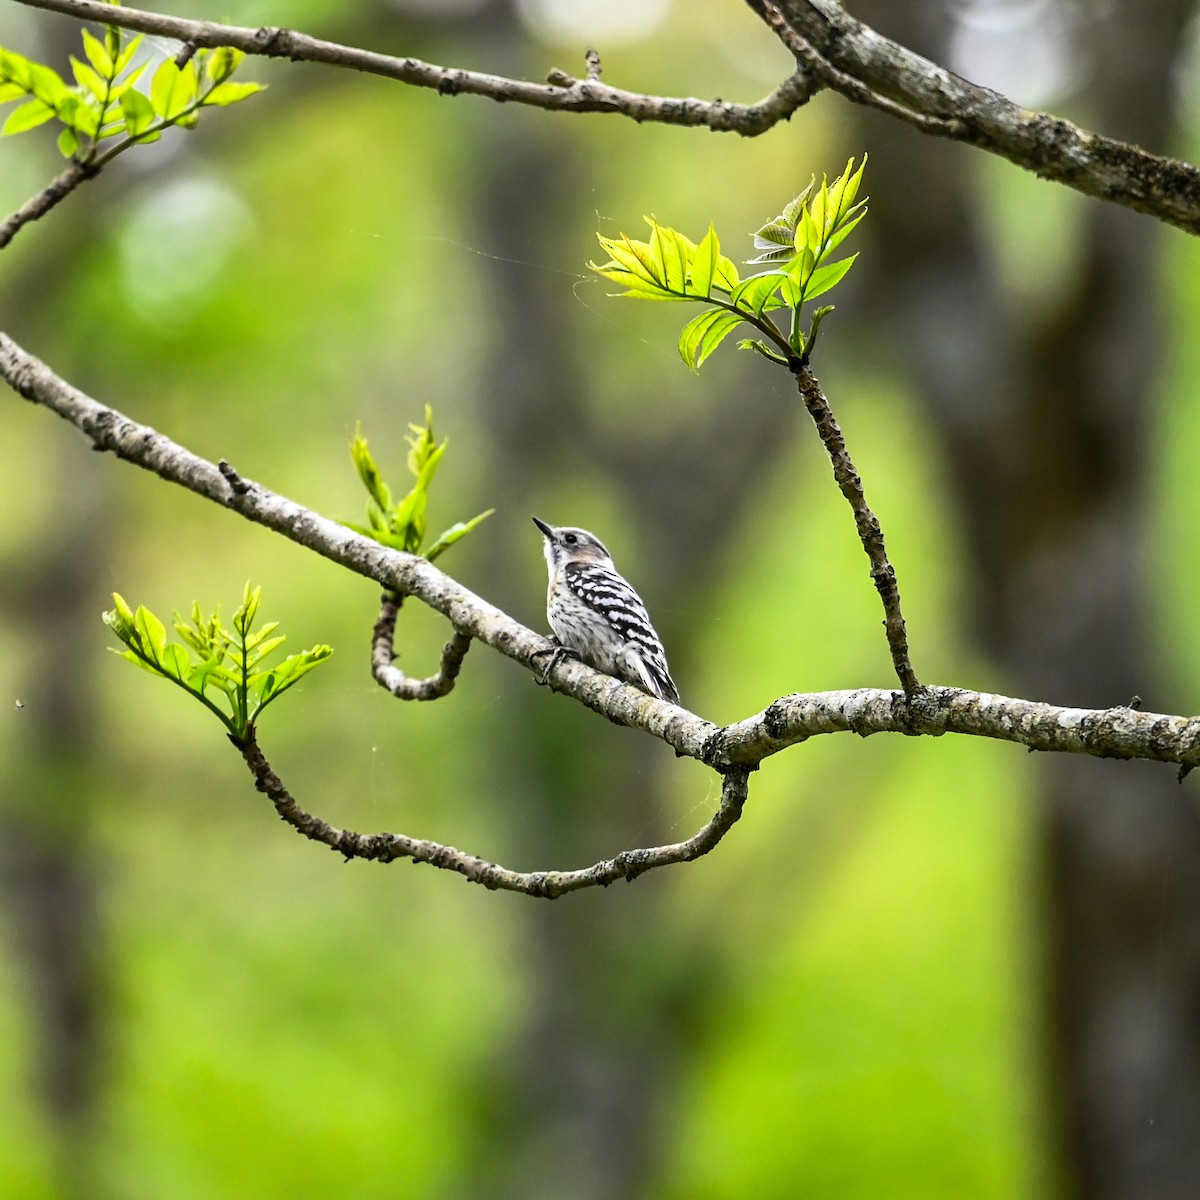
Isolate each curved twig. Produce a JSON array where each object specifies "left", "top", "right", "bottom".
[
  {"left": 371, "top": 592, "right": 472, "bottom": 700},
  {"left": 238, "top": 726, "right": 751, "bottom": 898}
]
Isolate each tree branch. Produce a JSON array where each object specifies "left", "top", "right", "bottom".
[
  {"left": 3, "top": 331, "right": 1200, "bottom": 786},
  {"left": 749, "top": 0, "right": 1200, "bottom": 236},
  {"left": 795, "top": 362, "right": 919, "bottom": 694},
  {"left": 0, "top": 160, "right": 95, "bottom": 251},
  {"left": 238, "top": 726, "right": 751, "bottom": 898},
  {"left": 15, "top": 0, "right": 1200, "bottom": 237},
  {"left": 17, "top": 0, "right": 816, "bottom": 136},
  {"left": 371, "top": 592, "right": 472, "bottom": 701}
]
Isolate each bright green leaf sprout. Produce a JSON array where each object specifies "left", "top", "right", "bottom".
[
  {"left": 346, "top": 407, "right": 493, "bottom": 561},
  {"left": 103, "top": 583, "right": 332, "bottom": 741},
  {"left": 589, "top": 156, "right": 867, "bottom": 370},
  {"left": 0, "top": 25, "right": 264, "bottom": 164}
]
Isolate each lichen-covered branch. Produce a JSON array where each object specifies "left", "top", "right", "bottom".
[
  {"left": 710, "top": 688, "right": 1200, "bottom": 774},
  {"left": 371, "top": 592, "right": 472, "bottom": 701},
  {"left": 794, "top": 363, "right": 919, "bottom": 694},
  {"left": 4, "top": 330, "right": 1200, "bottom": 782},
  {"left": 749, "top": 0, "right": 1200, "bottom": 236},
  {"left": 18, "top": 0, "right": 815, "bottom": 137},
  {"left": 238, "top": 726, "right": 751, "bottom": 899},
  {"left": 17, "top": 0, "right": 1200, "bottom": 237}
]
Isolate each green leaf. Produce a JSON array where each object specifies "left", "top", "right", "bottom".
[
  {"left": 27, "top": 62, "right": 67, "bottom": 109},
  {"left": 809, "top": 180, "right": 830, "bottom": 238},
  {"left": 795, "top": 203, "right": 821, "bottom": 257},
  {"left": 747, "top": 182, "right": 814, "bottom": 264},
  {"left": 205, "top": 45, "right": 244, "bottom": 84},
  {"left": 803, "top": 253, "right": 858, "bottom": 302},
  {"left": 588, "top": 264, "right": 692, "bottom": 301},
  {"left": 650, "top": 218, "right": 689, "bottom": 292},
  {"left": 81, "top": 29, "right": 114, "bottom": 78},
  {"left": 689, "top": 224, "right": 720, "bottom": 299},
  {"left": 119, "top": 87, "right": 154, "bottom": 136},
  {"left": 161, "top": 642, "right": 191, "bottom": 681},
  {"left": 827, "top": 155, "right": 867, "bottom": 225},
  {"left": 150, "top": 58, "right": 196, "bottom": 120},
  {"left": 730, "top": 271, "right": 788, "bottom": 318},
  {"left": 252, "top": 646, "right": 333, "bottom": 717},
  {"left": 56, "top": 93, "right": 84, "bottom": 130},
  {"left": 351, "top": 426, "right": 393, "bottom": 512},
  {"left": 2, "top": 98, "right": 55, "bottom": 136},
  {"left": 107, "top": 62, "right": 148, "bottom": 102},
  {"left": 104, "top": 592, "right": 137, "bottom": 640},
  {"left": 187, "top": 651, "right": 225, "bottom": 693},
  {"left": 0, "top": 48, "right": 32, "bottom": 90},
  {"left": 344, "top": 521, "right": 408, "bottom": 551},
  {"left": 134, "top": 605, "right": 168, "bottom": 660},
  {"left": 0, "top": 82, "right": 26, "bottom": 103},
  {"left": 234, "top": 582, "right": 262, "bottom": 637},
  {"left": 591, "top": 230, "right": 674, "bottom": 296},
  {"left": 114, "top": 34, "right": 143, "bottom": 76},
  {"left": 71, "top": 57, "right": 107, "bottom": 99},
  {"left": 678, "top": 307, "right": 744, "bottom": 373},
  {"left": 203, "top": 80, "right": 265, "bottom": 106},
  {"left": 737, "top": 338, "right": 789, "bottom": 365},
  {"left": 105, "top": 24, "right": 122, "bottom": 69},
  {"left": 57, "top": 126, "right": 79, "bottom": 157},
  {"left": 426, "top": 508, "right": 494, "bottom": 562},
  {"left": 112, "top": 646, "right": 169, "bottom": 676}
]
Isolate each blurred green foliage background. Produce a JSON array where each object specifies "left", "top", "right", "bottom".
[{"left": 3, "top": 0, "right": 1199, "bottom": 1196}]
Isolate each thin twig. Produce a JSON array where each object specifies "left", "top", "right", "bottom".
[
  {"left": 794, "top": 362, "right": 919, "bottom": 695},
  {"left": 0, "top": 160, "right": 95, "bottom": 250},
  {"left": 19, "top": 0, "right": 816, "bottom": 136},
  {"left": 238, "top": 725, "right": 751, "bottom": 898},
  {"left": 371, "top": 592, "right": 471, "bottom": 700}
]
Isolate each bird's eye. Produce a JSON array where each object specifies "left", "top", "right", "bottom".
[{"left": 564, "top": 533, "right": 577, "bottom": 544}]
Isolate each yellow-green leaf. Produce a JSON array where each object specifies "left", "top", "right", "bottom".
[
  {"left": 1, "top": 97, "right": 54, "bottom": 136},
  {"left": 81, "top": 29, "right": 114, "bottom": 78}
]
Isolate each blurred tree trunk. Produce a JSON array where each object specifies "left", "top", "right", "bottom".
[
  {"left": 0, "top": 442, "right": 109, "bottom": 1198},
  {"left": 850, "top": 0, "right": 1200, "bottom": 1194},
  {"left": 456, "top": 5, "right": 801, "bottom": 1195}
]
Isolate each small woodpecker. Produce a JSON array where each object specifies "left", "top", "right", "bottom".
[{"left": 533, "top": 516, "right": 679, "bottom": 704}]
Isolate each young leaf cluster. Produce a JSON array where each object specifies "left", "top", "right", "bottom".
[
  {"left": 348, "top": 407, "right": 493, "bottom": 561},
  {"left": 589, "top": 156, "right": 867, "bottom": 371},
  {"left": 102, "top": 584, "right": 331, "bottom": 740},
  {"left": 0, "top": 23, "right": 264, "bottom": 164}
]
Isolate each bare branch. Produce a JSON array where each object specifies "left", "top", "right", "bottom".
[
  {"left": 795, "top": 362, "right": 919, "bottom": 694},
  {"left": 0, "top": 160, "right": 95, "bottom": 251},
  {"left": 713, "top": 688, "right": 1200, "bottom": 770},
  {"left": 749, "top": 0, "right": 1200, "bottom": 236},
  {"left": 18, "top": 0, "right": 816, "bottom": 137},
  {"left": 0, "top": 331, "right": 711, "bottom": 755},
  {"left": 371, "top": 593, "right": 472, "bottom": 701},
  {"left": 238, "top": 726, "right": 751, "bottom": 898},
  {"left": 4, "top": 331, "right": 1200, "bottom": 778}
]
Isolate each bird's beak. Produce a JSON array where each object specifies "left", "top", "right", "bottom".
[{"left": 531, "top": 516, "right": 553, "bottom": 537}]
